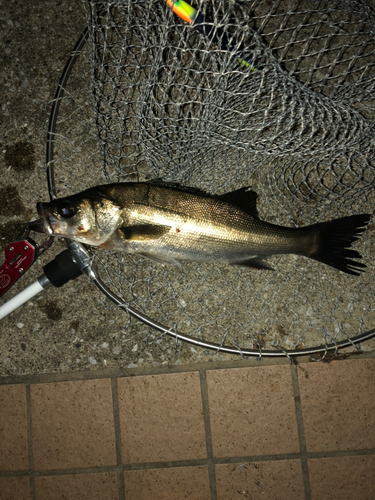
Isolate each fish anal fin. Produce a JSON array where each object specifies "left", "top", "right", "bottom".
[
  {"left": 231, "top": 258, "right": 274, "bottom": 270},
  {"left": 219, "top": 188, "right": 259, "bottom": 217},
  {"left": 119, "top": 224, "right": 171, "bottom": 241}
]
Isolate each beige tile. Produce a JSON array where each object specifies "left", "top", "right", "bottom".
[
  {"left": 0, "top": 385, "right": 28, "bottom": 471},
  {"left": 0, "top": 476, "right": 30, "bottom": 500},
  {"left": 30, "top": 379, "right": 117, "bottom": 470},
  {"left": 299, "top": 358, "right": 375, "bottom": 452},
  {"left": 124, "top": 466, "right": 210, "bottom": 500},
  {"left": 309, "top": 455, "right": 375, "bottom": 500},
  {"left": 118, "top": 372, "right": 206, "bottom": 463},
  {"left": 34, "top": 472, "right": 118, "bottom": 500},
  {"left": 207, "top": 366, "right": 299, "bottom": 457},
  {"left": 216, "top": 460, "right": 304, "bottom": 500}
]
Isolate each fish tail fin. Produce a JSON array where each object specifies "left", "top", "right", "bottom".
[{"left": 309, "top": 214, "right": 371, "bottom": 276}]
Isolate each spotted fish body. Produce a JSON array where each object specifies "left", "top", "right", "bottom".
[{"left": 37, "top": 182, "right": 370, "bottom": 275}]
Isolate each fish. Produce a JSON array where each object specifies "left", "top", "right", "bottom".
[{"left": 36, "top": 182, "right": 371, "bottom": 276}]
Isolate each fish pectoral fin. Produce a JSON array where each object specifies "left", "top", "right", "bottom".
[
  {"left": 138, "top": 253, "right": 181, "bottom": 266},
  {"left": 119, "top": 224, "right": 171, "bottom": 241},
  {"left": 231, "top": 258, "right": 274, "bottom": 270}
]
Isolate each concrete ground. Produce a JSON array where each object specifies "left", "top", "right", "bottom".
[{"left": 1, "top": 0, "right": 374, "bottom": 377}]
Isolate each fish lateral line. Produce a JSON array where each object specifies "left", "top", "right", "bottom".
[{"left": 36, "top": 182, "right": 371, "bottom": 276}]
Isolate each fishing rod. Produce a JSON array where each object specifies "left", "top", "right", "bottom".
[
  {"left": 0, "top": 219, "right": 84, "bottom": 320},
  {"left": 166, "top": 0, "right": 258, "bottom": 71}
]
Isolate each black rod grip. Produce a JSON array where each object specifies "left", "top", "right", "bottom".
[{"left": 43, "top": 249, "right": 82, "bottom": 288}]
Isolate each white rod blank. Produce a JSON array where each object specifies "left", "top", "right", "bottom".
[{"left": 0, "top": 277, "right": 50, "bottom": 320}]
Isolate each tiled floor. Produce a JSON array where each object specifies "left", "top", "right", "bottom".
[{"left": 0, "top": 356, "right": 374, "bottom": 500}]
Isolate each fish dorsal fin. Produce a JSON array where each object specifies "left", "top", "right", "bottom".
[
  {"left": 219, "top": 188, "right": 259, "bottom": 217},
  {"left": 147, "top": 179, "right": 208, "bottom": 197},
  {"left": 119, "top": 224, "right": 171, "bottom": 241}
]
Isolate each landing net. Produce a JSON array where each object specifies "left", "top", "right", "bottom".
[{"left": 49, "top": 0, "right": 375, "bottom": 356}]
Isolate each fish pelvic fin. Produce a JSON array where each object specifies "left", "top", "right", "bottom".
[
  {"left": 119, "top": 224, "right": 171, "bottom": 241},
  {"left": 308, "top": 214, "right": 371, "bottom": 276}
]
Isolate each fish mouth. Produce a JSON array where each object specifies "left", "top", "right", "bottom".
[{"left": 36, "top": 203, "right": 54, "bottom": 236}]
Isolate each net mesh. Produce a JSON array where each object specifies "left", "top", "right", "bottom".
[{"left": 50, "top": 0, "right": 375, "bottom": 355}]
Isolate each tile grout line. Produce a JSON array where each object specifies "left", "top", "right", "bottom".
[
  {"left": 0, "top": 355, "right": 316, "bottom": 386},
  {"left": 1, "top": 352, "right": 373, "bottom": 386},
  {"left": 2, "top": 447, "right": 375, "bottom": 480},
  {"left": 290, "top": 363, "right": 312, "bottom": 500},
  {"left": 199, "top": 370, "right": 217, "bottom": 500},
  {"left": 25, "top": 384, "right": 35, "bottom": 500},
  {"left": 111, "top": 378, "right": 126, "bottom": 500}
]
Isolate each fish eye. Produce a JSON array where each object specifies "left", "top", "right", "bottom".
[{"left": 57, "top": 201, "right": 76, "bottom": 219}]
